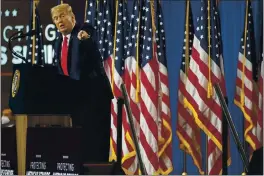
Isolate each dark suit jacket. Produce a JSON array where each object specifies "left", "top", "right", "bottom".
[
  {"left": 53, "top": 23, "right": 113, "bottom": 100},
  {"left": 53, "top": 24, "right": 113, "bottom": 163}
]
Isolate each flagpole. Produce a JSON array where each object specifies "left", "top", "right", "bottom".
[
  {"left": 184, "top": 0, "right": 190, "bottom": 80},
  {"left": 242, "top": 121, "right": 247, "bottom": 175},
  {"left": 182, "top": 0, "right": 190, "bottom": 174},
  {"left": 182, "top": 151, "right": 187, "bottom": 175},
  {"left": 150, "top": 0, "right": 156, "bottom": 56},
  {"left": 96, "top": 0, "right": 99, "bottom": 11},
  {"left": 31, "top": 0, "right": 38, "bottom": 64},
  {"left": 136, "top": 0, "right": 142, "bottom": 168},
  {"left": 241, "top": 0, "right": 249, "bottom": 174},
  {"left": 135, "top": 2, "right": 141, "bottom": 172},
  {"left": 84, "top": 0, "right": 88, "bottom": 22},
  {"left": 111, "top": 0, "right": 118, "bottom": 94},
  {"left": 206, "top": 0, "right": 212, "bottom": 173},
  {"left": 205, "top": 134, "right": 208, "bottom": 175},
  {"left": 135, "top": 0, "right": 141, "bottom": 103},
  {"left": 207, "top": 0, "right": 213, "bottom": 98},
  {"left": 222, "top": 97, "right": 228, "bottom": 175}
]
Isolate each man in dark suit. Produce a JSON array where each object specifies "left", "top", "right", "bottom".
[{"left": 51, "top": 4, "right": 113, "bottom": 163}]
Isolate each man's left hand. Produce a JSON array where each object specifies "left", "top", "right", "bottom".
[{"left": 78, "top": 30, "right": 90, "bottom": 40}]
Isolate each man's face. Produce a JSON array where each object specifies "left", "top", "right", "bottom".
[{"left": 52, "top": 10, "right": 75, "bottom": 35}]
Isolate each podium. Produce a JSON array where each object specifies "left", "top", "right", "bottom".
[
  {"left": 8, "top": 30, "right": 117, "bottom": 175},
  {"left": 8, "top": 64, "right": 91, "bottom": 175}
]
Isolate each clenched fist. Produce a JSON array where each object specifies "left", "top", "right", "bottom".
[{"left": 78, "top": 30, "right": 90, "bottom": 40}]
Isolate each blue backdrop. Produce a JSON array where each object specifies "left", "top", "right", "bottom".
[
  {"left": 0, "top": 0, "right": 262, "bottom": 174},
  {"left": 125, "top": 0, "right": 262, "bottom": 175}
]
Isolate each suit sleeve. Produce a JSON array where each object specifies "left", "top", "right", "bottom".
[
  {"left": 79, "top": 33, "right": 104, "bottom": 80},
  {"left": 80, "top": 23, "right": 97, "bottom": 44}
]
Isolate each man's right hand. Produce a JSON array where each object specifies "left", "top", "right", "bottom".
[{"left": 78, "top": 30, "right": 90, "bottom": 40}]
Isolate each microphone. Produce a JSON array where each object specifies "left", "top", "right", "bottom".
[
  {"left": 8, "top": 30, "right": 36, "bottom": 64},
  {"left": 11, "top": 30, "right": 36, "bottom": 40}
]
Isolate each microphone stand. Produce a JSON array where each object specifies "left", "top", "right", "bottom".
[
  {"left": 214, "top": 83, "right": 249, "bottom": 173},
  {"left": 120, "top": 84, "right": 147, "bottom": 175},
  {"left": 8, "top": 31, "right": 28, "bottom": 63},
  {"left": 8, "top": 30, "right": 37, "bottom": 64}
]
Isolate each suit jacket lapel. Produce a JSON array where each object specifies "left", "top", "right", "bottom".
[{"left": 68, "top": 25, "right": 81, "bottom": 80}]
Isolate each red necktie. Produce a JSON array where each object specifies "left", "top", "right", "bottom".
[{"left": 61, "top": 36, "right": 69, "bottom": 76}]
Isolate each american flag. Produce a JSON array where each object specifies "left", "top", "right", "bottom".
[
  {"left": 155, "top": 1, "right": 173, "bottom": 174},
  {"left": 111, "top": 0, "right": 138, "bottom": 174},
  {"left": 98, "top": 1, "right": 110, "bottom": 59},
  {"left": 27, "top": 0, "right": 44, "bottom": 65},
  {"left": 111, "top": 0, "right": 129, "bottom": 98},
  {"left": 85, "top": 0, "right": 110, "bottom": 59},
  {"left": 176, "top": 1, "right": 203, "bottom": 174},
  {"left": 234, "top": 0, "right": 262, "bottom": 153},
  {"left": 257, "top": 28, "right": 263, "bottom": 148},
  {"left": 85, "top": 0, "right": 97, "bottom": 28},
  {"left": 207, "top": 1, "right": 232, "bottom": 173},
  {"left": 87, "top": 0, "right": 117, "bottom": 162},
  {"left": 138, "top": 0, "right": 160, "bottom": 174},
  {"left": 183, "top": 0, "right": 228, "bottom": 174},
  {"left": 85, "top": 0, "right": 103, "bottom": 49},
  {"left": 122, "top": 0, "right": 141, "bottom": 174},
  {"left": 251, "top": 12, "right": 263, "bottom": 151},
  {"left": 124, "top": 0, "right": 141, "bottom": 140},
  {"left": 253, "top": 21, "right": 263, "bottom": 150}
]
